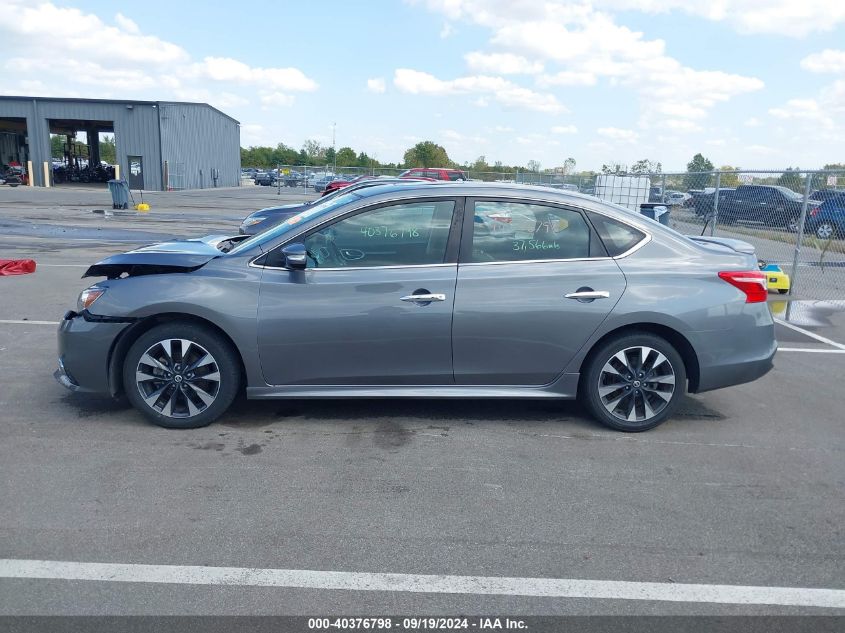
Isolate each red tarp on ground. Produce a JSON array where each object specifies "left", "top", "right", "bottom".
[{"left": 0, "top": 259, "right": 37, "bottom": 276}]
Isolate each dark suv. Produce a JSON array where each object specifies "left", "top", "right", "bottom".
[{"left": 717, "top": 185, "right": 821, "bottom": 231}]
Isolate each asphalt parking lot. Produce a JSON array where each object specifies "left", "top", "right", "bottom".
[{"left": 1, "top": 185, "right": 843, "bottom": 616}]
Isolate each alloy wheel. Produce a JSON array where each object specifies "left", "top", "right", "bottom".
[
  {"left": 135, "top": 338, "right": 221, "bottom": 418},
  {"left": 598, "top": 346, "right": 676, "bottom": 423},
  {"left": 816, "top": 223, "right": 835, "bottom": 240}
]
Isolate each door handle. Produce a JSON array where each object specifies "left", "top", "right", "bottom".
[
  {"left": 565, "top": 290, "right": 610, "bottom": 300},
  {"left": 400, "top": 293, "right": 446, "bottom": 302}
]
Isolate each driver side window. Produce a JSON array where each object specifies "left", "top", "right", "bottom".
[{"left": 303, "top": 200, "right": 455, "bottom": 268}]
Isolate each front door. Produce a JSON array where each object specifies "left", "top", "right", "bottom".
[
  {"left": 257, "top": 198, "right": 461, "bottom": 386},
  {"left": 452, "top": 198, "right": 628, "bottom": 385}
]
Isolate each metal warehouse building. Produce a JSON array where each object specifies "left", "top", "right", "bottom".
[{"left": 0, "top": 96, "right": 240, "bottom": 190}]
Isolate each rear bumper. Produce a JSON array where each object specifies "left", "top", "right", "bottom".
[
  {"left": 691, "top": 313, "right": 776, "bottom": 393},
  {"left": 55, "top": 310, "right": 130, "bottom": 395}
]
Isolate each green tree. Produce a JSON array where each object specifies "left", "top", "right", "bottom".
[
  {"left": 301, "top": 139, "right": 326, "bottom": 164},
  {"left": 719, "top": 166, "right": 740, "bottom": 188},
  {"left": 98, "top": 135, "right": 116, "bottom": 165},
  {"left": 683, "top": 153, "right": 714, "bottom": 190},
  {"left": 561, "top": 157, "right": 576, "bottom": 175},
  {"left": 403, "top": 141, "right": 451, "bottom": 168},
  {"left": 601, "top": 161, "right": 626, "bottom": 174},
  {"left": 336, "top": 146, "right": 357, "bottom": 167},
  {"left": 630, "top": 158, "right": 661, "bottom": 175},
  {"left": 777, "top": 167, "right": 804, "bottom": 192}
]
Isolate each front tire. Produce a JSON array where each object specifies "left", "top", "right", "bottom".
[
  {"left": 580, "top": 333, "right": 686, "bottom": 432},
  {"left": 123, "top": 322, "right": 240, "bottom": 429}
]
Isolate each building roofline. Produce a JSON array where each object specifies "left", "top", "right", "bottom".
[{"left": 0, "top": 95, "right": 240, "bottom": 124}]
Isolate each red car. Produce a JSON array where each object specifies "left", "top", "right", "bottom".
[
  {"left": 400, "top": 167, "right": 467, "bottom": 181},
  {"left": 321, "top": 174, "right": 436, "bottom": 196},
  {"left": 322, "top": 175, "right": 375, "bottom": 196}
]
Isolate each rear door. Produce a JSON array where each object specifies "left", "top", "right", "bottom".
[{"left": 451, "top": 198, "right": 629, "bottom": 386}]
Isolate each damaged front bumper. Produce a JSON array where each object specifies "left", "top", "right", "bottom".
[{"left": 55, "top": 310, "right": 133, "bottom": 395}]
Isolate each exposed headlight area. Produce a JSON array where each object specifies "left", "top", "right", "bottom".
[
  {"left": 241, "top": 216, "right": 266, "bottom": 227},
  {"left": 77, "top": 286, "right": 106, "bottom": 313}
]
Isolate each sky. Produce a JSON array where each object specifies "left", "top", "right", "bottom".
[{"left": 2, "top": 0, "right": 844, "bottom": 172}]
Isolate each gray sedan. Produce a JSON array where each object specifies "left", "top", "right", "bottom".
[{"left": 56, "top": 183, "right": 776, "bottom": 432}]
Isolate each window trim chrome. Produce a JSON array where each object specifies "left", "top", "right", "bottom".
[{"left": 249, "top": 260, "right": 457, "bottom": 272}]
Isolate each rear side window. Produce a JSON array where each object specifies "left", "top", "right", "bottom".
[
  {"left": 586, "top": 211, "right": 647, "bottom": 257},
  {"left": 470, "top": 201, "right": 601, "bottom": 263},
  {"left": 447, "top": 171, "right": 465, "bottom": 181}
]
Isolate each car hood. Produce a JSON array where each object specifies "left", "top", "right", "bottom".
[{"left": 83, "top": 234, "right": 244, "bottom": 279}]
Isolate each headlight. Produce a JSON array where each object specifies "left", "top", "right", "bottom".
[
  {"left": 241, "top": 216, "right": 266, "bottom": 227},
  {"left": 78, "top": 286, "right": 106, "bottom": 312}
]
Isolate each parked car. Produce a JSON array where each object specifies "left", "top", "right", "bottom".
[
  {"left": 691, "top": 189, "right": 735, "bottom": 217},
  {"left": 322, "top": 174, "right": 374, "bottom": 196},
  {"left": 717, "top": 185, "right": 821, "bottom": 231},
  {"left": 807, "top": 193, "right": 845, "bottom": 239},
  {"left": 664, "top": 191, "right": 691, "bottom": 206},
  {"left": 313, "top": 175, "right": 342, "bottom": 192},
  {"left": 255, "top": 171, "right": 277, "bottom": 186},
  {"left": 400, "top": 167, "right": 467, "bottom": 181},
  {"left": 283, "top": 171, "right": 306, "bottom": 187},
  {"left": 239, "top": 177, "right": 435, "bottom": 235},
  {"left": 57, "top": 183, "right": 775, "bottom": 433}
]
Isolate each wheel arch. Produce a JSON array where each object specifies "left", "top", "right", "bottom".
[
  {"left": 107, "top": 312, "right": 247, "bottom": 398},
  {"left": 577, "top": 322, "right": 700, "bottom": 394}
]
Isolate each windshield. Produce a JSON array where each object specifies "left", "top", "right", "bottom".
[
  {"left": 228, "top": 191, "right": 362, "bottom": 255},
  {"left": 775, "top": 186, "right": 804, "bottom": 201}
]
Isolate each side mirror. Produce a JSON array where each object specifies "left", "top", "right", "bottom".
[{"left": 282, "top": 243, "right": 307, "bottom": 270}]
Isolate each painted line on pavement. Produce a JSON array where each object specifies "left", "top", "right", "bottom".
[
  {"left": 775, "top": 318, "right": 845, "bottom": 350},
  {"left": 0, "top": 319, "right": 60, "bottom": 326},
  {"left": 777, "top": 347, "right": 845, "bottom": 354},
  {"left": 0, "top": 559, "right": 843, "bottom": 608}
]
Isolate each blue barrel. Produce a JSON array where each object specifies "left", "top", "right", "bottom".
[{"left": 107, "top": 179, "right": 130, "bottom": 209}]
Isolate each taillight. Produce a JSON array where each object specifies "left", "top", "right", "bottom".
[{"left": 718, "top": 270, "right": 768, "bottom": 303}]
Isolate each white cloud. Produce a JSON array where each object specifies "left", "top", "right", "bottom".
[
  {"left": 801, "top": 49, "right": 845, "bottom": 74},
  {"left": 537, "top": 71, "right": 597, "bottom": 86},
  {"left": 551, "top": 125, "right": 578, "bottom": 134},
  {"left": 393, "top": 68, "right": 565, "bottom": 112},
  {"left": 413, "top": 0, "right": 763, "bottom": 127},
  {"left": 593, "top": 1, "right": 845, "bottom": 37},
  {"left": 597, "top": 127, "right": 639, "bottom": 142},
  {"left": 440, "top": 22, "right": 455, "bottom": 38},
  {"left": 114, "top": 12, "right": 140, "bottom": 34},
  {"left": 186, "top": 57, "right": 317, "bottom": 92},
  {"left": 0, "top": 1, "right": 316, "bottom": 115},
  {"left": 367, "top": 77, "right": 387, "bottom": 93},
  {"left": 745, "top": 117, "right": 763, "bottom": 127},
  {"left": 494, "top": 125, "right": 514, "bottom": 132},
  {"left": 464, "top": 51, "right": 543, "bottom": 74}
]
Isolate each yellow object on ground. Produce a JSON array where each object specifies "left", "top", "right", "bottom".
[{"left": 136, "top": 203, "right": 150, "bottom": 212}]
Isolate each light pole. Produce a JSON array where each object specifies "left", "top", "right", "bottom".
[{"left": 332, "top": 122, "right": 337, "bottom": 174}]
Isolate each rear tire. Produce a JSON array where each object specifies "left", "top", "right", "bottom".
[
  {"left": 580, "top": 332, "right": 686, "bottom": 432},
  {"left": 123, "top": 322, "right": 240, "bottom": 429}
]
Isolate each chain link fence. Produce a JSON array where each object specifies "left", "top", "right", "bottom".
[{"left": 591, "top": 169, "right": 845, "bottom": 301}]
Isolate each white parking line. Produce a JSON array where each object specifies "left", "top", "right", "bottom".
[
  {"left": 0, "top": 559, "right": 843, "bottom": 608},
  {"left": 778, "top": 347, "right": 845, "bottom": 354},
  {"left": 0, "top": 319, "right": 60, "bottom": 326},
  {"left": 775, "top": 318, "right": 845, "bottom": 350}
]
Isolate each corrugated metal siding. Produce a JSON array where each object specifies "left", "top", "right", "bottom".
[
  {"left": 0, "top": 98, "right": 163, "bottom": 188},
  {"left": 1, "top": 97, "right": 238, "bottom": 190},
  {"left": 158, "top": 103, "right": 240, "bottom": 189}
]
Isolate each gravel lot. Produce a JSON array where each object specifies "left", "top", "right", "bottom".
[{"left": 1, "top": 185, "right": 843, "bottom": 616}]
